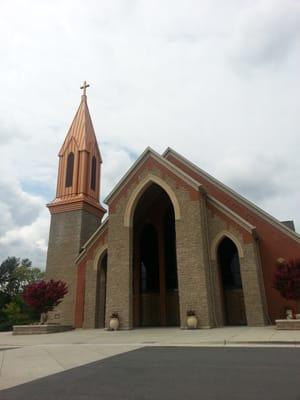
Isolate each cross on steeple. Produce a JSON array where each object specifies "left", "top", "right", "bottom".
[{"left": 80, "top": 81, "right": 90, "bottom": 96}]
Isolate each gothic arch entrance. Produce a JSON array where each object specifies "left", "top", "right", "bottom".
[
  {"left": 217, "top": 237, "right": 246, "bottom": 326},
  {"left": 95, "top": 252, "right": 107, "bottom": 328},
  {"left": 132, "top": 183, "right": 180, "bottom": 327}
]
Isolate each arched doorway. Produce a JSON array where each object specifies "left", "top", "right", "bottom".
[
  {"left": 217, "top": 237, "right": 246, "bottom": 326},
  {"left": 132, "top": 183, "right": 180, "bottom": 327},
  {"left": 95, "top": 252, "right": 107, "bottom": 328}
]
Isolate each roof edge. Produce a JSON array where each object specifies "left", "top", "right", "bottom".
[
  {"left": 75, "top": 217, "right": 109, "bottom": 264},
  {"left": 164, "top": 147, "right": 300, "bottom": 243},
  {"left": 104, "top": 147, "right": 202, "bottom": 204},
  {"left": 207, "top": 195, "right": 256, "bottom": 234}
]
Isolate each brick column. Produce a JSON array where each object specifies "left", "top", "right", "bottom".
[
  {"left": 175, "top": 192, "right": 214, "bottom": 328},
  {"left": 105, "top": 213, "right": 132, "bottom": 329}
]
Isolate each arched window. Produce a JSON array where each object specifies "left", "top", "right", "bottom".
[
  {"left": 91, "top": 156, "right": 97, "bottom": 191},
  {"left": 218, "top": 237, "right": 246, "bottom": 325},
  {"left": 65, "top": 152, "right": 74, "bottom": 187}
]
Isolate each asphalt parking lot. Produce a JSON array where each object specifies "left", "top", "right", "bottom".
[{"left": 1, "top": 346, "right": 300, "bottom": 400}]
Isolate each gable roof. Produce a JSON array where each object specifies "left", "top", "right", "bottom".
[
  {"left": 104, "top": 147, "right": 202, "bottom": 204},
  {"left": 163, "top": 147, "right": 300, "bottom": 243}
]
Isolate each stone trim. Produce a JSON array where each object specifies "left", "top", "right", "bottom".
[
  {"left": 163, "top": 147, "right": 300, "bottom": 243},
  {"left": 47, "top": 197, "right": 106, "bottom": 218},
  {"left": 210, "top": 230, "right": 245, "bottom": 260},
  {"left": 104, "top": 147, "right": 201, "bottom": 205},
  {"left": 208, "top": 196, "right": 256, "bottom": 234},
  {"left": 93, "top": 244, "right": 108, "bottom": 271},
  {"left": 124, "top": 174, "right": 181, "bottom": 227},
  {"left": 75, "top": 218, "right": 109, "bottom": 263}
]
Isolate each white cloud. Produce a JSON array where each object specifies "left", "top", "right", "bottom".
[
  {"left": 0, "top": 0, "right": 299, "bottom": 265},
  {"left": 230, "top": 0, "right": 300, "bottom": 69},
  {"left": 0, "top": 178, "right": 49, "bottom": 267}
]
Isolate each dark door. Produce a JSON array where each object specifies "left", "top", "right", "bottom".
[
  {"left": 139, "top": 224, "right": 160, "bottom": 326},
  {"left": 218, "top": 238, "right": 247, "bottom": 325}
]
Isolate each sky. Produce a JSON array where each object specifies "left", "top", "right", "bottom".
[{"left": 0, "top": 0, "right": 300, "bottom": 268}]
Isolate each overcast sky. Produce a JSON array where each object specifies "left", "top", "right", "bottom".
[{"left": 0, "top": 0, "right": 300, "bottom": 267}]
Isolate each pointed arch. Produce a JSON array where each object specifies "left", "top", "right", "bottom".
[
  {"left": 93, "top": 244, "right": 108, "bottom": 271},
  {"left": 124, "top": 174, "right": 181, "bottom": 227},
  {"left": 211, "top": 231, "right": 244, "bottom": 260}
]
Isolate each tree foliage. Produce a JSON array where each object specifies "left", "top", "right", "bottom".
[
  {"left": 274, "top": 259, "right": 300, "bottom": 301},
  {"left": 0, "top": 257, "right": 44, "bottom": 330},
  {"left": 22, "top": 279, "right": 68, "bottom": 314},
  {"left": 0, "top": 257, "right": 44, "bottom": 296}
]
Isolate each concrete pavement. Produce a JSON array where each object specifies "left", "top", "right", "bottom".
[
  {"left": 1, "top": 326, "right": 300, "bottom": 390},
  {"left": 2, "top": 346, "right": 300, "bottom": 400}
]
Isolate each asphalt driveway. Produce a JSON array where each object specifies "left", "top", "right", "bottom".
[{"left": 1, "top": 347, "right": 300, "bottom": 400}]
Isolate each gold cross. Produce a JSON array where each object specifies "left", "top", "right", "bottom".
[{"left": 80, "top": 81, "right": 90, "bottom": 96}]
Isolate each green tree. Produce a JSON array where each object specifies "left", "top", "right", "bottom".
[
  {"left": 0, "top": 257, "right": 44, "bottom": 331},
  {"left": 0, "top": 257, "right": 44, "bottom": 296}
]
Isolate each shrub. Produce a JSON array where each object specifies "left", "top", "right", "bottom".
[
  {"left": 0, "top": 295, "right": 39, "bottom": 330},
  {"left": 274, "top": 259, "right": 300, "bottom": 301},
  {"left": 22, "top": 279, "right": 68, "bottom": 316}
]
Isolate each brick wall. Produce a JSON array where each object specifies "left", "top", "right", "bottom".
[{"left": 45, "top": 209, "right": 101, "bottom": 326}]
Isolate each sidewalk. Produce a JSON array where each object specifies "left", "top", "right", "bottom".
[{"left": 1, "top": 326, "right": 300, "bottom": 390}]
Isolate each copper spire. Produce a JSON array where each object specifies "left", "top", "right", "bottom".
[
  {"left": 58, "top": 82, "right": 101, "bottom": 161},
  {"left": 48, "top": 81, "right": 105, "bottom": 219}
]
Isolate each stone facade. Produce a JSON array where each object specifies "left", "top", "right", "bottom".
[
  {"left": 45, "top": 209, "right": 101, "bottom": 326},
  {"left": 45, "top": 93, "right": 300, "bottom": 329},
  {"left": 104, "top": 159, "right": 228, "bottom": 329},
  {"left": 207, "top": 208, "right": 267, "bottom": 326},
  {"left": 74, "top": 155, "right": 269, "bottom": 329}
]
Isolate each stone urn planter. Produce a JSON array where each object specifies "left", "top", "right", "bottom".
[
  {"left": 109, "top": 313, "right": 120, "bottom": 331},
  {"left": 186, "top": 310, "right": 198, "bottom": 329}
]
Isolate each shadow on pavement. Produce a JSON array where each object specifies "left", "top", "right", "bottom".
[{"left": 1, "top": 347, "right": 300, "bottom": 400}]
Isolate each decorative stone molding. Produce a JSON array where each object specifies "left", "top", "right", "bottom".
[
  {"left": 93, "top": 244, "right": 108, "bottom": 271},
  {"left": 210, "top": 230, "right": 244, "bottom": 260},
  {"left": 124, "top": 174, "right": 181, "bottom": 227}
]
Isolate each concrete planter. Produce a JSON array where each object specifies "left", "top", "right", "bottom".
[
  {"left": 186, "top": 315, "right": 198, "bottom": 329},
  {"left": 13, "top": 325, "right": 74, "bottom": 335},
  {"left": 276, "top": 319, "right": 300, "bottom": 330},
  {"left": 109, "top": 317, "right": 120, "bottom": 331}
]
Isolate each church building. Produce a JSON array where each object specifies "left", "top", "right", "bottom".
[{"left": 45, "top": 85, "right": 300, "bottom": 329}]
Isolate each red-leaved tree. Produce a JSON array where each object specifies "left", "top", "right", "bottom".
[
  {"left": 274, "top": 259, "right": 300, "bottom": 301},
  {"left": 22, "top": 279, "right": 68, "bottom": 322}
]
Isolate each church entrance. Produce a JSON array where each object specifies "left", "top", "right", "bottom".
[
  {"left": 132, "top": 183, "right": 180, "bottom": 327},
  {"left": 218, "top": 238, "right": 246, "bottom": 326}
]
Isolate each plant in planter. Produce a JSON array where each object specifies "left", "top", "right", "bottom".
[
  {"left": 186, "top": 310, "right": 198, "bottom": 329},
  {"left": 274, "top": 258, "right": 300, "bottom": 319},
  {"left": 22, "top": 279, "right": 68, "bottom": 324},
  {"left": 109, "top": 312, "right": 120, "bottom": 330}
]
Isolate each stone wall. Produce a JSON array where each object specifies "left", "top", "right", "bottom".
[
  {"left": 105, "top": 160, "right": 214, "bottom": 329},
  {"left": 45, "top": 209, "right": 101, "bottom": 326},
  {"left": 207, "top": 209, "right": 267, "bottom": 326}
]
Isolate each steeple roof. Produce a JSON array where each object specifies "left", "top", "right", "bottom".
[{"left": 59, "top": 94, "right": 101, "bottom": 161}]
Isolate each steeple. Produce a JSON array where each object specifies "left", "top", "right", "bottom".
[{"left": 48, "top": 82, "right": 105, "bottom": 219}]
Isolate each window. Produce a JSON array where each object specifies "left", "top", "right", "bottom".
[
  {"left": 65, "top": 152, "right": 74, "bottom": 187},
  {"left": 91, "top": 156, "right": 97, "bottom": 191}
]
